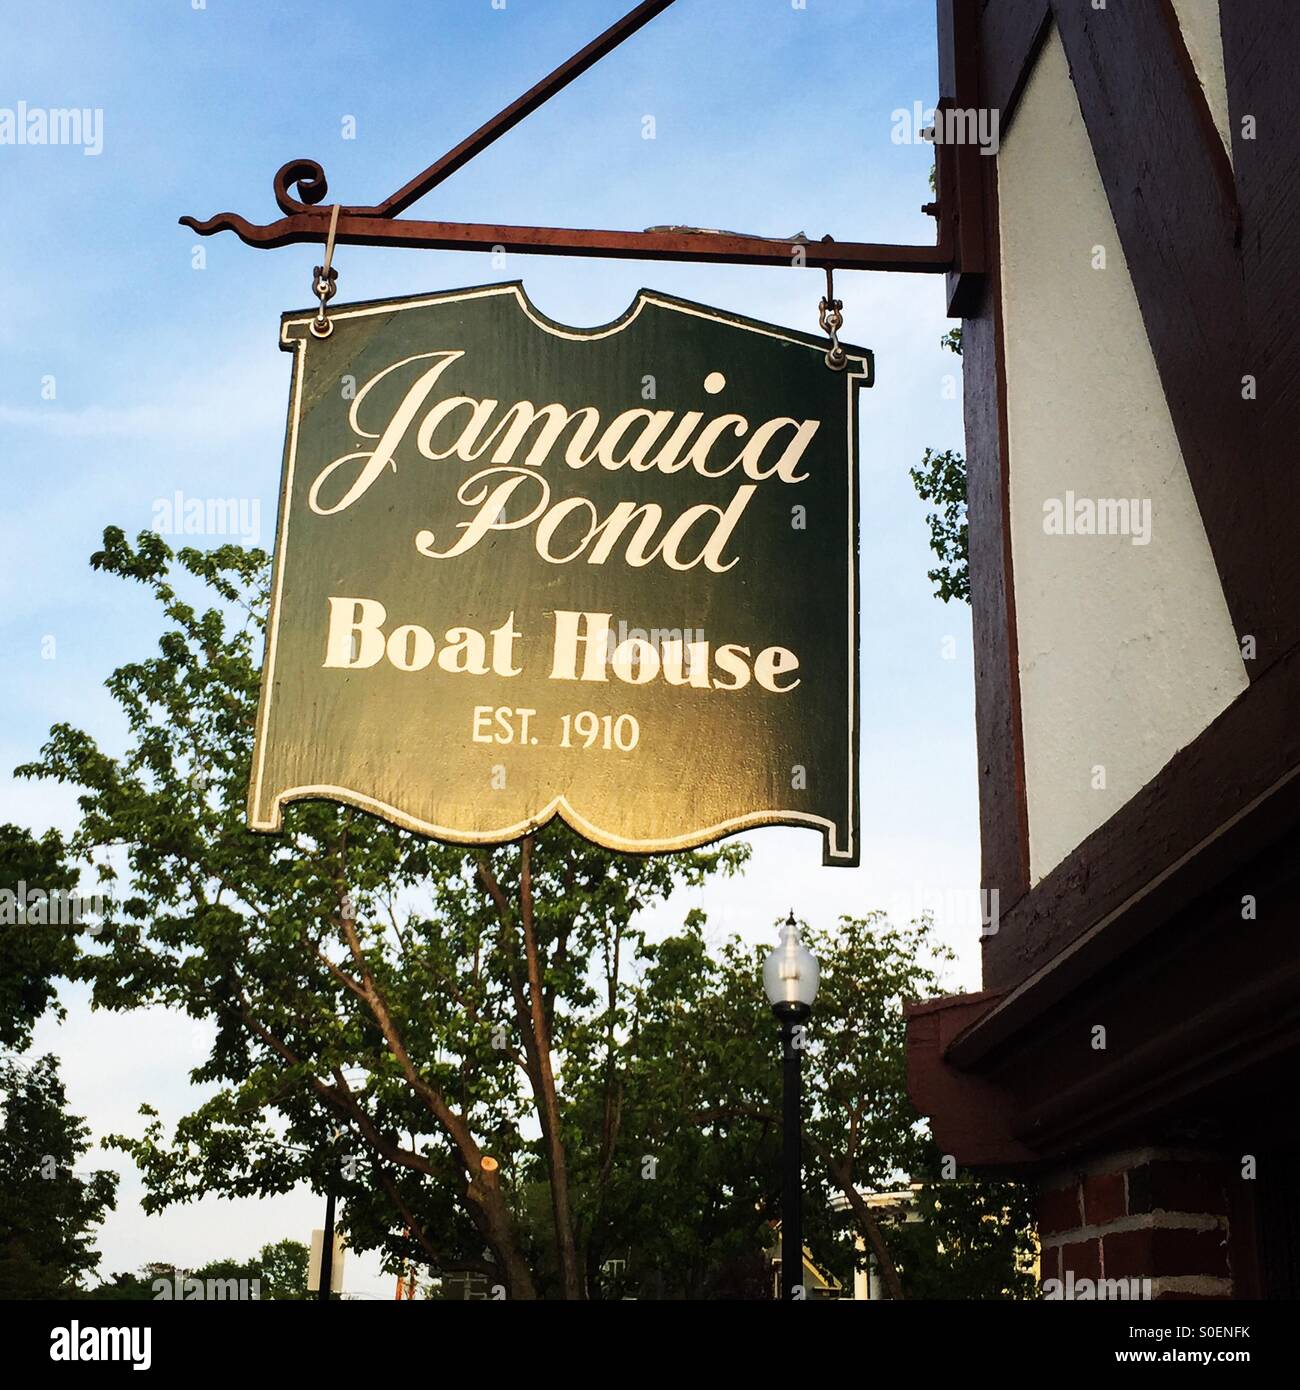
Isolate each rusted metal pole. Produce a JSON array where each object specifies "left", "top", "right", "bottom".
[
  {"left": 179, "top": 0, "right": 970, "bottom": 280},
  {"left": 375, "top": 0, "right": 679, "bottom": 217},
  {"left": 181, "top": 207, "right": 952, "bottom": 271}
]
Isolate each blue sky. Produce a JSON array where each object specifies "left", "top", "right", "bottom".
[{"left": 3, "top": 0, "right": 973, "bottom": 1294}]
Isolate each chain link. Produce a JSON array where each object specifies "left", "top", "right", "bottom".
[
  {"left": 310, "top": 204, "right": 342, "bottom": 339},
  {"left": 818, "top": 262, "right": 847, "bottom": 371}
]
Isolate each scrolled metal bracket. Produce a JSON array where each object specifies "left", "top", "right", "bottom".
[
  {"left": 274, "top": 159, "right": 331, "bottom": 216},
  {"left": 179, "top": 0, "right": 979, "bottom": 290}
]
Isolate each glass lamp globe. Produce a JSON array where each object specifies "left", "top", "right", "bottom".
[{"left": 763, "top": 914, "right": 819, "bottom": 1021}]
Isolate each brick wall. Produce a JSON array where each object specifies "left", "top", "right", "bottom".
[{"left": 1038, "top": 1149, "right": 1237, "bottom": 1300}]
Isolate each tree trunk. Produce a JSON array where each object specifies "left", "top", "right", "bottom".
[
  {"left": 518, "top": 837, "right": 585, "bottom": 1299},
  {"left": 830, "top": 1165, "right": 906, "bottom": 1300},
  {"left": 332, "top": 900, "right": 541, "bottom": 1299},
  {"left": 466, "top": 1159, "right": 539, "bottom": 1300}
]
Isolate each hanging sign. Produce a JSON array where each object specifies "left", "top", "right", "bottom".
[{"left": 249, "top": 283, "right": 869, "bottom": 864}]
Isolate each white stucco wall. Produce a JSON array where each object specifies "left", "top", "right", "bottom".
[
  {"left": 997, "top": 25, "right": 1248, "bottom": 883},
  {"left": 1171, "top": 0, "right": 1232, "bottom": 162}
]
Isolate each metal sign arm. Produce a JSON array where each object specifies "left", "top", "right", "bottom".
[
  {"left": 181, "top": 206, "right": 953, "bottom": 272},
  {"left": 180, "top": 0, "right": 979, "bottom": 283},
  {"left": 374, "top": 0, "right": 680, "bottom": 218}
]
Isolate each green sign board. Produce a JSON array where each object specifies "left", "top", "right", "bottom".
[{"left": 249, "top": 283, "right": 869, "bottom": 864}]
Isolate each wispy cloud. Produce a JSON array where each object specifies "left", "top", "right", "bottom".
[{"left": 0, "top": 353, "right": 286, "bottom": 442}]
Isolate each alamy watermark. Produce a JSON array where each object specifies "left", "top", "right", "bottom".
[
  {"left": 885, "top": 883, "right": 1001, "bottom": 939},
  {"left": 50, "top": 1323, "right": 150, "bottom": 1370},
  {"left": 891, "top": 101, "right": 999, "bottom": 155},
  {"left": 152, "top": 1274, "right": 262, "bottom": 1301},
  {"left": 151, "top": 492, "right": 262, "bottom": 545},
  {"left": 0, "top": 882, "right": 104, "bottom": 929},
  {"left": 603, "top": 620, "right": 707, "bottom": 673},
  {"left": 1043, "top": 492, "right": 1152, "bottom": 546},
  {"left": 1043, "top": 1271, "right": 1152, "bottom": 1301},
  {"left": 0, "top": 102, "right": 103, "bottom": 156}
]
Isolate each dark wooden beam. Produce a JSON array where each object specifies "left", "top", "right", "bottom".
[
  {"left": 961, "top": 89, "right": 1032, "bottom": 924},
  {"left": 909, "top": 794, "right": 1300, "bottom": 1166},
  {"left": 976, "top": 639, "right": 1300, "bottom": 998},
  {"left": 1219, "top": 0, "right": 1300, "bottom": 671},
  {"left": 936, "top": 0, "right": 989, "bottom": 316},
  {"left": 1050, "top": 0, "right": 1290, "bottom": 671},
  {"left": 978, "top": 0, "right": 1051, "bottom": 136}
]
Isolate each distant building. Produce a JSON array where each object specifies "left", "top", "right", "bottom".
[
  {"left": 766, "top": 1222, "right": 844, "bottom": 1301},
  {"left": 433, "top": 1271, "right": 494, "bottom": 1301},
  {"left": 828, "top": 1187, "right": 923, "bottom": 1301}
]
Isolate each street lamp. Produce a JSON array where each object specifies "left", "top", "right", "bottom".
[
  {"left": 764, "top": 912, "right": 819, "bottom": 1301},
  {"left": 316, "top": 1064, "right": 368, "bottom": 1302}
]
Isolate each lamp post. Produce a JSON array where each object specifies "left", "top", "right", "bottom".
[
  {"left": 318, "top": 1188, "right": 337, "bottom": 1304},
  {"left": 316, "top": 1065, "right": 368, "bottom": 1302},
  {"left": 764, "top": 913, "right": 819, "bottom": 1301}
]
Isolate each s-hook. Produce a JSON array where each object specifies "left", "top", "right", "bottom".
[
  {"left": 310, "top": 203, "right": 342, "bottom": 338},
  {"left": 819, "top": 260, "right": 847, "bottom": 372}
]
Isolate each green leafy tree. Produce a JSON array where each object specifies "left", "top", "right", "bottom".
[
  {"left": 80, "top": 1268, "right": 163, "bottom": 1301},
  {"left": 577, "top": 911, "right": 1033, "bottom": 1300},
  {"left": 566, "top": 921, "right": 782, "bottom": 1298},
  {"left": 19, "top": 529, "right": 744, "bottom": 1300},
  {"left": 0, "top": 1053, "right": 117, "bottom": 1297},
  {"left": 0, "top": 821, "right": 116, "bottom": 1297},
  {"left": 188, "top": 1238, "right": 309, "bottom": 1299},
  {"left": 20, "top": 527, "right": 1029, "bottom": 1299},
  {"left": 911, "top": 329, "right": 969, "bottom": 604},
  {"left": 886, "top": 1168, "right": 1037, "bottom": 1300},
  {"left": 797, "top": 912, "right": 947, "bottom": 1295},
  {"left": 254, "top": 1237, "right": 310, "bottom": 1299},
  {"left": 0, "top": 824, "right": 82, "bottom": 1050},
  {"left": 86, "top": 1241, "right": 309, "bottom": 1300}
]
